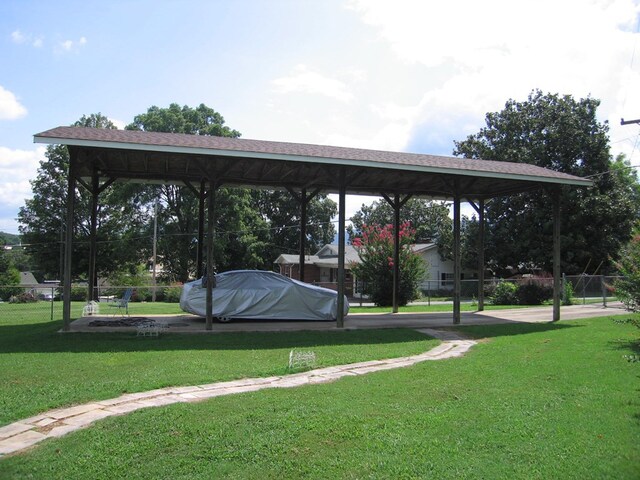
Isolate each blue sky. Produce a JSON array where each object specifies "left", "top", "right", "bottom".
[{"left": 1, "top": 0, "right": 639, "bottom": 235}]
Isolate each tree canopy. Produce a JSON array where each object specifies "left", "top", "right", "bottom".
[
  {"left": 125, "top": 104, "right": 266, "bottom": 281},
  {"left": 454, "top": 90, "right": 640, "bottom": 275},
  {"left": 124, "top": 103, "right": 337, "bottom": 281},
  {"left": 18, "top": 114, "right": 150, "bottom": 281},
  {"left": 0, "top": 232, "right": 20, "bottom": 245},
  {"left": 0, "top": 247, "right": 21, "bottom": 300},
  {"left": 347, "top": 198, "right": 451, "bottom": 244}
]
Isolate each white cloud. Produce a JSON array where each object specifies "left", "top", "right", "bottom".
[
  {"left": 11, "top": 29, "right": 45, "bottom": 48},
  {"left": 273, "top": 64, "right": 354, "bottom": 102},
  {"left": 10, "top": 30, "right": 26, "bottom": 44},
  {"left": 108, "top": 117, "right": 127, "bottom": 130},
  {"left": 0, "top": 146, "right": 44, "bottom": 211},
  {"left": 57, "top": 36, "right": 88, "bottom": 53},
  {"left": 347, "top": 0, "right": 640, "bottom": 157},
  {"left": 0, "top": 86, "right": 27, "bottom": 120}
]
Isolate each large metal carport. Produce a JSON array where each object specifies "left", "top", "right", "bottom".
[{"left": 34, "top": 126, "right": 592, "bottom": 331}]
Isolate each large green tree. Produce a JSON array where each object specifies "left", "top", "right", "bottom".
[
  {"left": 252, "top": 190, "right": 337, "bottom": 259},
  {"left": 18, "top": 114, "right": 150, "bottom": 281},
  {"left": 454, "top": 91, "right": 639, "bottom": 275},
  {"left": 127, "top": 103, "right": 339, "bottom": 281},
  {"left": 347, "top": 198, "right": 452, "bottom": 244},
  {"left": 347, "top": 198, "right": 478, "bottom": 271},
  {"left": 126, "top": 104, "right": 269, "bottom": 281},
  {"left": 0, "top": 248, "right": 21, "bottom": 300}
]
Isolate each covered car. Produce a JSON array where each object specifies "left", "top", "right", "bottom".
[{"left": 179, "top": 270, "right": 349, "bottom": 321}]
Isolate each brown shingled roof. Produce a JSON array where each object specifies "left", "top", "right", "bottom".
[{"left": 34, "top": 126, "right": 591, "bottom": 199}]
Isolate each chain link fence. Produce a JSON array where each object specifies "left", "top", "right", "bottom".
[
  {"left": 563, "top": 275, "right": 621, "bottom": 306},
  {"left": 0, "top": 284, "right": 185, "bottom": 323},
  {"left": 418, "top": 275, "right": 621, "bottom": 306},
  {"left": 0, "top": 275, "right": 624, "bottom": 323}
]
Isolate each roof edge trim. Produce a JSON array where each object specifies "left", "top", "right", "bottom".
[{"left": 33, "top": 135, "right": 593, "bottom": 187}]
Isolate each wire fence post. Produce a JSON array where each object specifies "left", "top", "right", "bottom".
[{"left": 601, "top": 275, "right": 607, "bottom": 307}]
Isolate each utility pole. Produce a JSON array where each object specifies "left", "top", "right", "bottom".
[{"left": 621, "top": 118, "right": 640, "bottom": 125}]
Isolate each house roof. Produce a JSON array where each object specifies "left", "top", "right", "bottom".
[
  {"left": 275, "top": 243, "right": 437, "bottom": 268},
  {"left": 34, "top": 126, "right": 592, "bottom": 200},
  {"left": 274, "top": 254, "right": 320, "bottom": 265}
]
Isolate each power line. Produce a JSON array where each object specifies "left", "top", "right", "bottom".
[{"left": 13, "top": 219, "right": 341, "bottom": 249}]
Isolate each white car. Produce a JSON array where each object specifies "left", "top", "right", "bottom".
[{"left": 180, "top": 270, "right": 349, "bottom": 322}]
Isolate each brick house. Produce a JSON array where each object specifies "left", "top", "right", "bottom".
[{"left": 275, "top": 243, "right": 477, "bottom": 295}]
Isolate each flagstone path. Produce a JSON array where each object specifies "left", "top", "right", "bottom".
[{"left": 0, "top": 328, "right": 476, "bottom": 458}]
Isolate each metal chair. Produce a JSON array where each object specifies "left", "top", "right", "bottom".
[{"left": 109, "top": 288, "right": 133, "bottom": 317}]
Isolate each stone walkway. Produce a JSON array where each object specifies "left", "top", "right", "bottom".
[{"left": 0, "top": 328, "right": 476, "bottom": 458}]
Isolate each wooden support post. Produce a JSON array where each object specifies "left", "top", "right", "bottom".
[
  {"left": 336, "top": 174, "right": 346, "bottom": 328},
  {"left": 552, "top": 188, "right": 562, "bottom": 322},
  {"left": 392, "top": 193, "right": 400, "bottom": 314},
  {"left": 62, "top": 149, "right": 77, "bottom": 331},
  {"left": 477, "top": 198, "right": 485, "bottom": 311},
  {"left": 87, "top": 172, "right": 99, "bottom": 303},
  {"left": 151, "top": 200, "right": 158, "bottom": 302},
  {"left": 453, "top": 192, "right": 461, "bottom": 324},
  {"left": 380, "top": 192, "right": 412, "bottom": 313},
  {"left": 196, "top": 180, "right": 206, "bottom": 279},
  {"left": 299, "top": 188, "right": 307, "bottom": 282},
  {"left": 205, "top": 184, "right": 216, "bottom": 331}
]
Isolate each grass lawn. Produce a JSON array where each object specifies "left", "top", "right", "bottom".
[
  {"left": 0, "top": 314, "right": 439, "bottom": 426},
  {"left": 0, "top": 300, "right": 185, "bottom": 322},
  {"left": 1, "top": 298, "right": 602, "bottom": 321},
  {"left": 1, "top": 314, "right": 638, "bottom": 478}
]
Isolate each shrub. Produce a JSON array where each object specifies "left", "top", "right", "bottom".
[
  {"left": 613, "top": 233, "right": 640, "bottom": 313},
  {"left": 132, "top": 288, "right": 151, "bottom": 302},
  {"left": 70, "top": 286, "right": 87, "bottom": 301},
  {"left": 562, "top": 281, "right": 574, "bottom": 306},
  {"left": 0, "top": 266, "right": 21, "bottom": 301},
  {"left": 490, "top": 281, "right": 518, "bottom": 305},
  {"left": 516, "top": 282, "right": 553, "bottom": 305},
  {"left": 483, "top": 282, "right": 497, "bottom": 299},
  {"left": 163, "top": 285, "right": 182, "bottom": 303},
  {"left": 9, "top": 291, "right": 37, "bottom": 303}
]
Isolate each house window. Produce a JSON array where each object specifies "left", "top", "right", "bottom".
[
  {"left": 441, "top": 272, "right": 465, "bottom": 287},
  {"left": 441, "top": 273, "right": 454, "bottom": 287}
]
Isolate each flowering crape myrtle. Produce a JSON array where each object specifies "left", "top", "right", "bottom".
[{"left": 351, "top": 222, "right": 425, "bottom": 307}]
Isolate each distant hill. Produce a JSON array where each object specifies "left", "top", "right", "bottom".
[{"left": 0, "top": 232, "right": 20, "bottom": 245}]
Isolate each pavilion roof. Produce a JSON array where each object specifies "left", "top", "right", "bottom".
[{"left": 34, "top": 126, "right": 591, "bottom": 199}]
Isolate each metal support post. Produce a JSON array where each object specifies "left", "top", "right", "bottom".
[
  {"left": 453, "top": 191, "right": 461, "bottom": 324},
  {"left": 336, "top": 175, "right": 346, "bottom": 328},
  {"left": 205, "top": 184, "right": 216, "bottom": 331},
  {"left": 552, "top": 188, "right": 562, "bottom": 322},
  {"left": 62, "top": 149, "right": 77, "bottom": 331}
]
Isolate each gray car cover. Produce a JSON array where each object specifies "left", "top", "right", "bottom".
[{"left": 180, "top": 270, "right": 349, "bottom": 321}]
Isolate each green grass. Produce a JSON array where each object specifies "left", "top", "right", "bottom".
[
  {"left": 1, "top": 315, "right": 639, "bottom": 479},
  {"left": 0, "top": 316, "right": 438, "bottom": 426},
  {"left": 0, "top": 300, "right": 184, "bottom": 322},
  {"left": 2, "top": 297, "right": 613, "bottom": 320}
]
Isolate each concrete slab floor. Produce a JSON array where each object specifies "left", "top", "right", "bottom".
[{"left": 65, "top": 302, "right": 629, "bottom": 334}]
